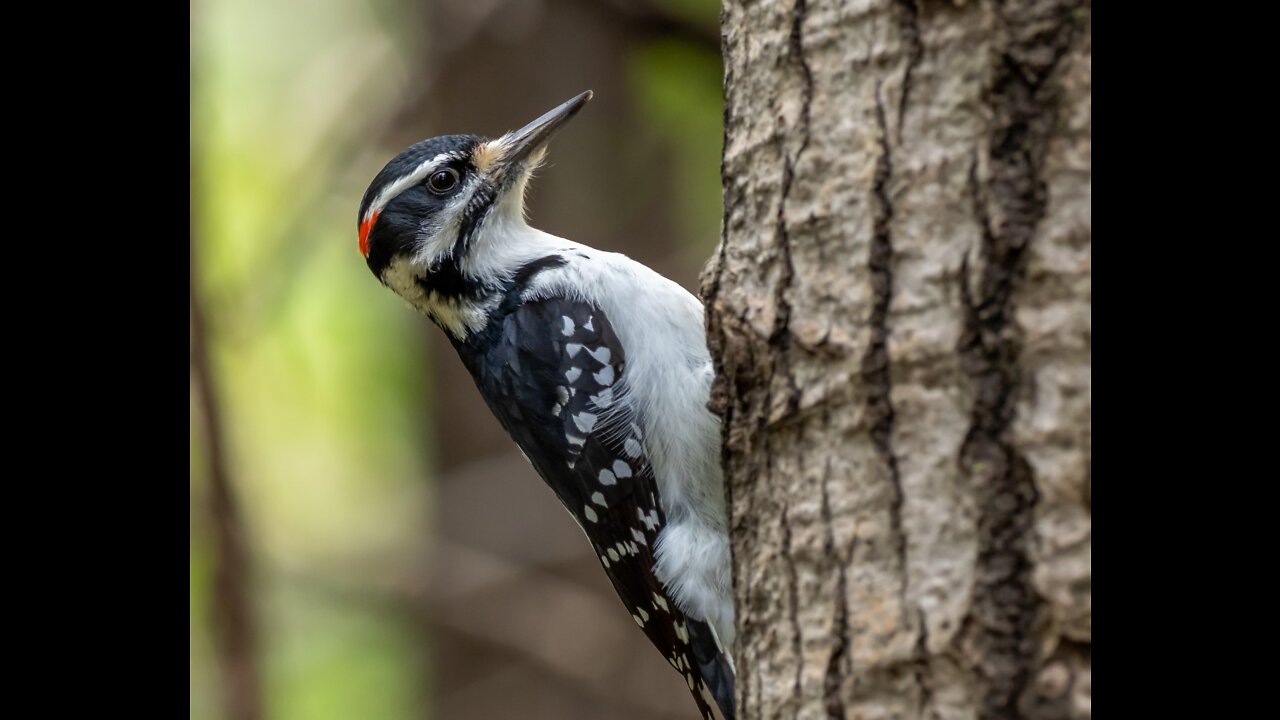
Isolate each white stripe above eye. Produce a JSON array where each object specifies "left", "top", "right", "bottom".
[{"left": 363, "top": 152, "right": 457, "bottom": 223}]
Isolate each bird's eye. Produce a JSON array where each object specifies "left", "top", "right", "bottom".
[{"left": 427, "top": 168, "right": 459, "bottom": 194}]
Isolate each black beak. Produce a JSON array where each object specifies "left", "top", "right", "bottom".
[{"left": 500, "top": 90, "right": 593, "bottom": 170}]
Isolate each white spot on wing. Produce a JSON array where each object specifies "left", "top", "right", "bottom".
[
  {"left": 600, "top": 554, "right": 610, "bottom": 568},
  {"left": 624, "top": 438, "right": 642, "bottom": 458},
  {"left": 598, "top": 469, "right": 617, "bottom": 486},
  {"left": 652, "top": 594, "right": 669, "bottom": 612},
  {"left": 633, "top": 614, "right": 645, "bottom": 627},
  {"left": 556, "top": 386, "right": 570, "bottom": 404},
  {"left": 583, "top": 316, "right": 595, "bottom": 331},
  {"left": 612, "top": 460, "right": 632, "bottom": 478},
  {"left": 567, "top": 434, "right": 586, "bottom": 447},
  {"left": 561, "top": 316, "right": 575, "bottom": 336},
  {"left": 566, "top": 343, "right": 583, "bottom": 358},
  {"left": 639, "top": 507, "right": 660, "bottom": 530},
  {"left": 587, "top": 346, "right": 611, "bottom": 364},
  {"left": 565, "top": 367, "right": 582, "bottom": 383},
  {"left": 593, "top": 366, "right": 614, "bottom": 386},
  {"left": 573, "top": 412, "right": 597, "bottom": 433},
  {"left": 607, "top": 547, "right": 620, "bottom": 561},
  {"left": 591, "top": 491, "right": 607, "bottom": 507},
  {"left": 583, "top": 505, "right": 598, "bottom": 523},
  {"left": 630, "top": 527, "right": 647, "bottom": 545},
  {"left": 588, "top": 388, "right": 613, "bottom": 408}
]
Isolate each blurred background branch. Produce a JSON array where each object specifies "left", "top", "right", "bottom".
[{"left": 192, "top": 211, "right": 262, "bottom": 720}]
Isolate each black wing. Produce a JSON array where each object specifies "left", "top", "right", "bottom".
[{"left": 454, "top": 292, "right": 734, "bottom": 720}]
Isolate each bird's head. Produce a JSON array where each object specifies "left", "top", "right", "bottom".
[{"left": 356, "top": 91, "right": 592, "bottom": 336}]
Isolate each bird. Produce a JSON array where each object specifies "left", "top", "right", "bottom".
[{"left": 356, "top": 91, "right": 734, "bottom": 720}]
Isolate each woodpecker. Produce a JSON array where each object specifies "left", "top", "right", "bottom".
[{"left": 357, "top": 91, "right": 734, "bottom": 720}]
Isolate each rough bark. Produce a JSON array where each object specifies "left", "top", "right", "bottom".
[{"left": 701, "top": 2, "right": 1090, "bottom": 719}]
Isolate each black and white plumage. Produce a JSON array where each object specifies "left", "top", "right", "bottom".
[{"left": 357, "top": 92, "right": 734, "bottom": 720}]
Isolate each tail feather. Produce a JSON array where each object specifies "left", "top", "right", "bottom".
[{"left": 686, "top": 618, "right": 735, "bottom": 720}]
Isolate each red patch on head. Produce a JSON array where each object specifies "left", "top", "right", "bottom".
[{"left": 358, "top": 210, "right": 380, "bottom": 257}]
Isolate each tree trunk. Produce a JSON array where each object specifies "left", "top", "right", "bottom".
[{"left": 701, "top": 1, "right": 1090, "bottom": 719}]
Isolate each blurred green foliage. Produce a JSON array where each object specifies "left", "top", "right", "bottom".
[
  {"left": 655, "top": 0, "right": 720, "bottom": 28},
  {"left": 628, "top": 38, "right": 725, "bottom": 269},
  {"left": 192, "top": 0, "right": 429, "bottom": 717}
]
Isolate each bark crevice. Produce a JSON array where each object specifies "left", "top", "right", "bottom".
[
  {"left": 913, "top": 606, "right": 935, "bottom": 718},
  {"left": 865, "top": 82, "right": 908, "bottom": 601},
  {"left": 892, "top": 0, "right": 923, "bottom": 142},
  {"left": 956, "top": 2, "right": 1084, "bottom": 717},
  {"left": 767, "top": 0, "right": 816, "bottom": 423},
  {"left": 820, "top": 456, "right": 851, "bottom": 720},
  {"left": 780, "top": 504, "right": 804, "bottom": 705},
  {"left": 867, "top": 81, "right": 929, "bottom": 718}
]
